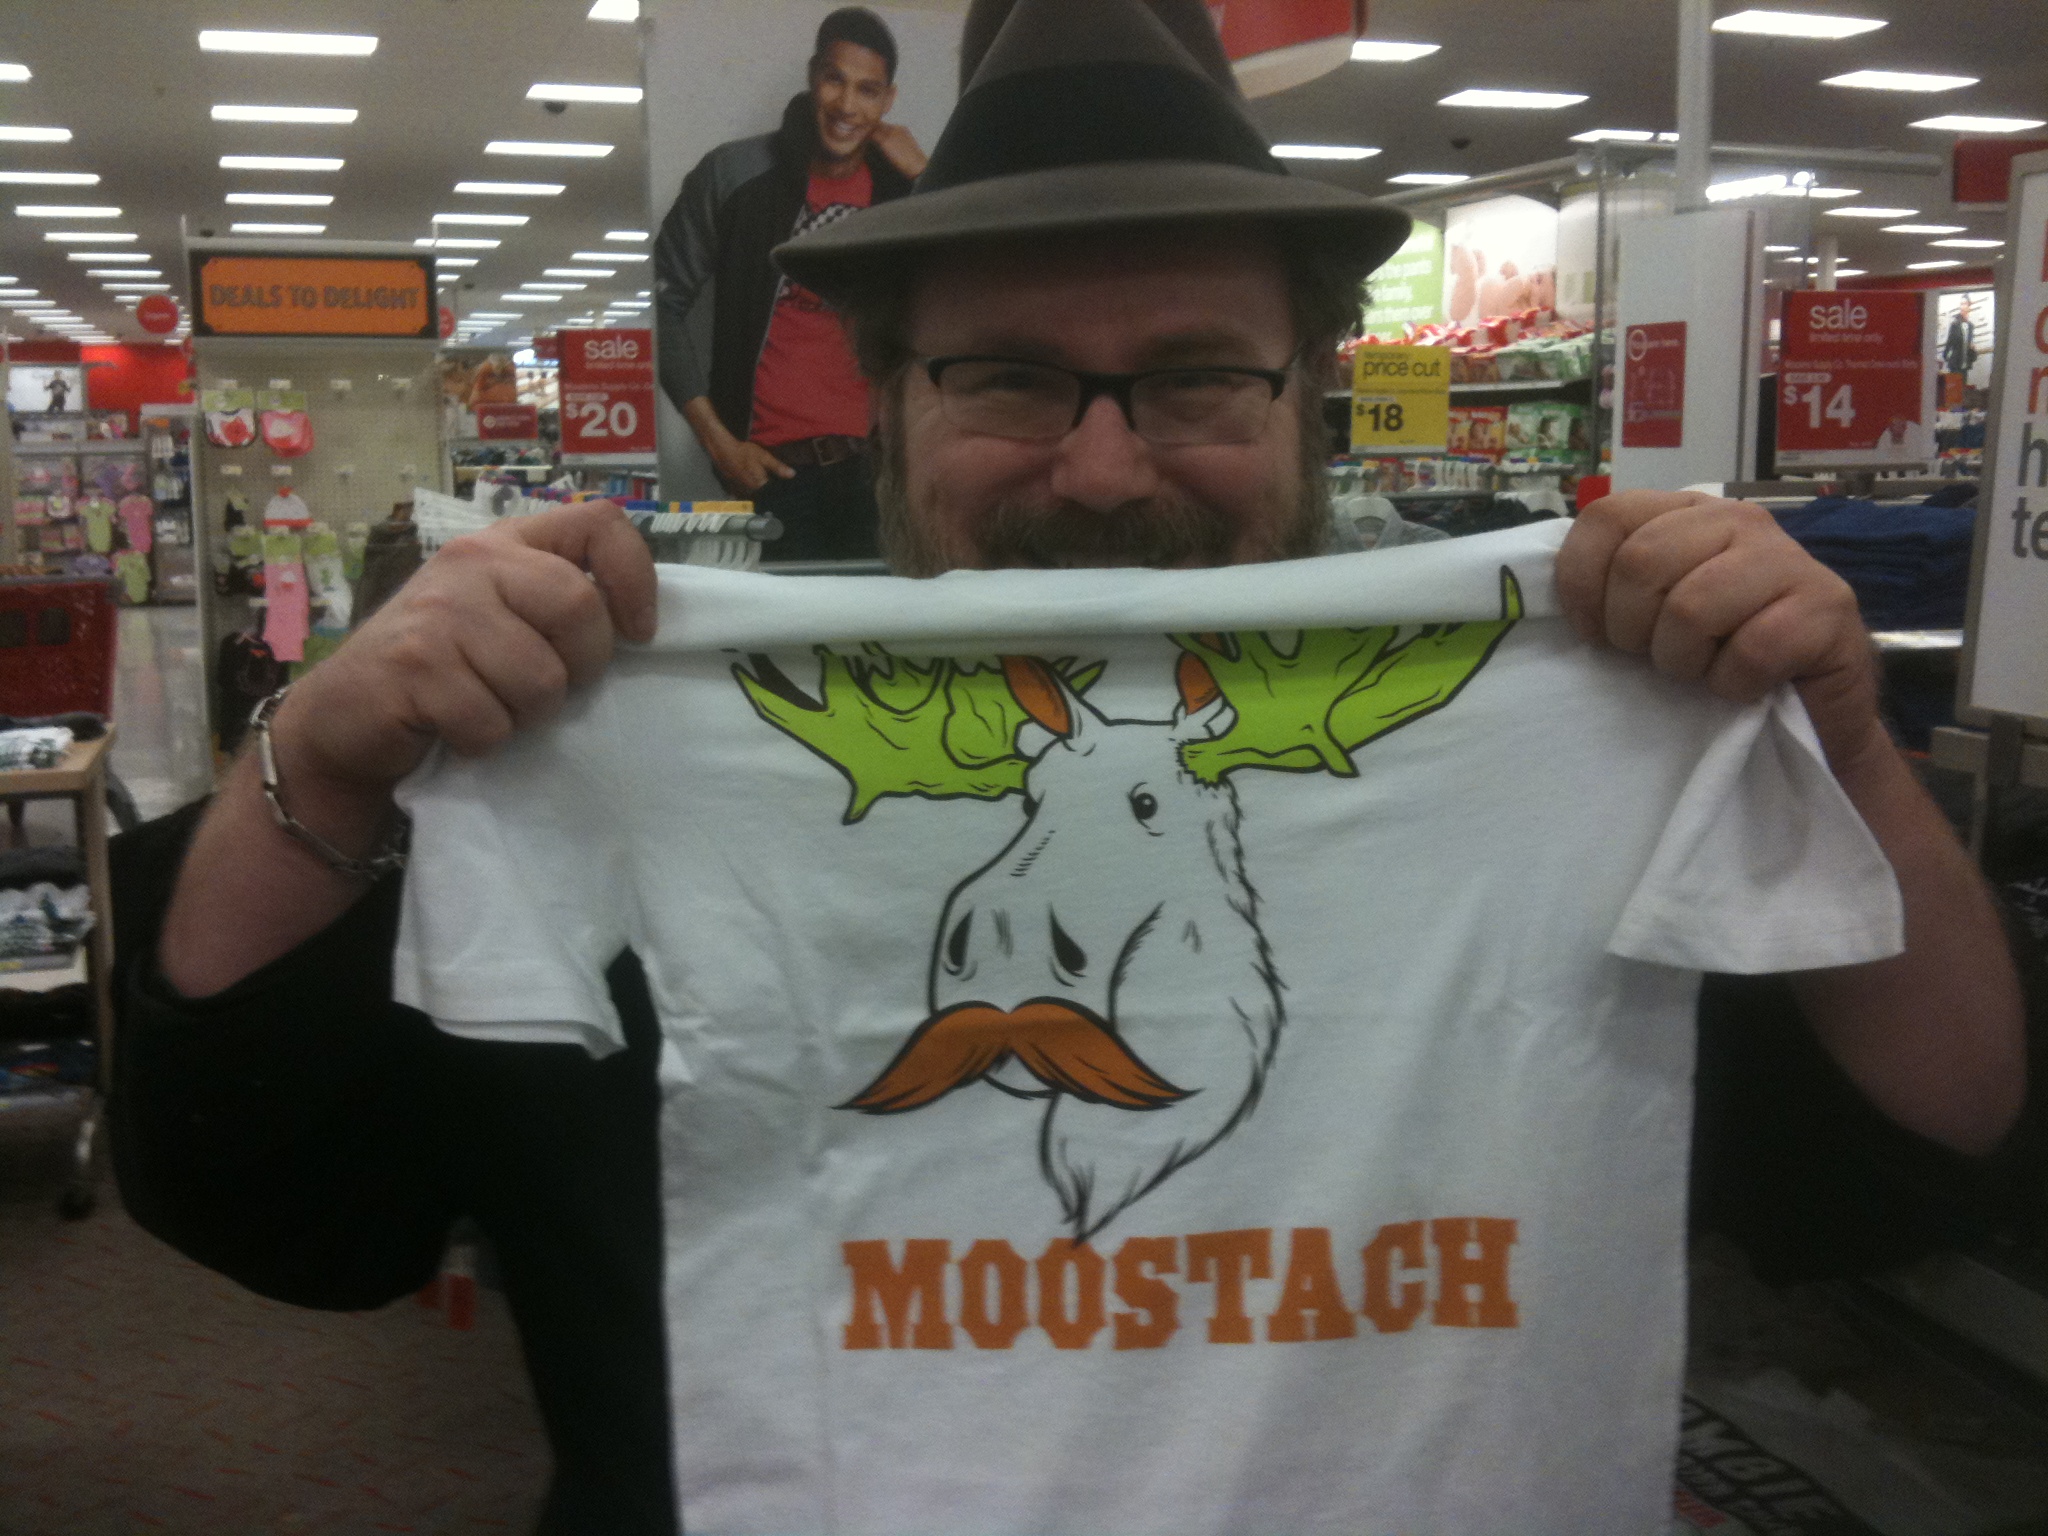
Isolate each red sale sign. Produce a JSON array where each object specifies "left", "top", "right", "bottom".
[
  {"left": 1777, "top": 291, "right": 1936, "bottom": 468},
  {"left": 1620, "top": 322, "right": 1687, "bottom": 449},
  {"left": 559, "top": 328, "right": 655, "bottom": 459}
]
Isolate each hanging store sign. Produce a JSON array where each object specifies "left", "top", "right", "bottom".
[
  {"left": 1620, "top": 322, "right": 1688, "bottom": 449},
  {"left": 1964, "top": 150, "right": 2048, "bottom": 722},
  {"left": 1775, "top": 290, "right": 1935, "bottom": 468},
  {"left": 189, "top": 255, "right": 437, "bottom": 339},
  {"left": 1212, "top": 0, "right": 1365, "bottom": 98},
  {"left": 136, "top": 293, "right": 181, "bottom": 335},
  {"left": 559, "top": 327, "right": 656, "bottom": 459},
  {"left": 1350, "top": 344, "right": 1450, "bottom": 453}
]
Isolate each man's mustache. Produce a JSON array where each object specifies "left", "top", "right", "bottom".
[
  {"left": 842, "top": 1000, "right": 1192, "bottom": 1113},
  {"left": 972, "top": 497, "right": 1238, "bottom": 570}
]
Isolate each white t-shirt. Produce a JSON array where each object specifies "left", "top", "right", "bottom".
[{"left": 393, "top": 521, "right": 1902, "bottom": 1536}]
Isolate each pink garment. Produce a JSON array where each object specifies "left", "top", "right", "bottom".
[
  {"left": 263, "top": 560, "right": 310, "bottom": 663},
  {"left": 119, "top": 495, "right": 154, "bottom": 553}
]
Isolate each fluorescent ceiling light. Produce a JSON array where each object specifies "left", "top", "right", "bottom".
[
  {"left": 1272, "top": 143, "right": 1380, "bottom": 160},
  {"left": 221, "top": 155, "right": 344, "bottom": 172},
  {"left": 0, "top": 127, "right": 71, "bottom": 143},
  {"left": 103, "top": 282, "right": 171, "bottom": 291},
  {"left": 1832, "top": 268, "right": 1867, "bottom": 277},
  {"left": 88, "top": 268, "right": 159, "bottom": 276},
  {"left": 227, "top": 192, "right": 334, "bottom": 206},
  {"left": 1884, "top": 222, "right": 1966, "bottom": 234},
  {"left": 1570, "top": 128, "right": 1680, "bottom": 143},
  {"left": 1764, "top": 244, "right": 1800, "bottom": 253},
  {"left": 455, "top": 181, "right": 563, "bottom": 196},
  {"left": 1387, "top": 172, "right": 1471, "bottom": 186},
  {"left": 433, "top": 212, "right": 530, "bottom": 226},
  {"left": 467, "top": 311, "right": 518, "bottom": 318},
  {"left": 437, "top": 274, "right": 460, "bottom": 284},
  {"left": 15, "top": 204, "right": 119, "bottom": 218},
  {"left": 588, "top": 0, "right": 640, "bottom": 19},
  {"left": 199, "top": 29, "right": 378, "bottom": 56},
  {"left": 415, "top": 237, "right": 502, "bottom": 249},
  {"left": 1778, "top": 184, "right": 1859, "bottom": 198},
  {"left": 1712, "top": 10, "right": 1885, "bottom": 38},
  {"left": 1824, "top": 206, "right": 1917, "bottom": 218},
  {"left": 4, "top": 300, "right": 55, "bottom": 307},
  {"left": 0, "top": 171, "right": 98, "bottom": 185},
  {"left": 637, "top": 290, "right": 649, "bottom": 297},
  {"left": 612, "top": 301, "right": 649, "bottom": 309},
  {"left": 1440, "top": 88, "right": 1588, "bottom": 109},
  {"left": 1932, "top": 237, "right": 2005, "bottom": 248},
  {"left": 486, "top": 140, "right": 613, "bottom": 158},
  {"left": 212, "top": 105, "right": 359, "bottom": 124},
  {"left": 1909, "top": 259, "right": 1966, "bottom": 270},
  {"left": 231, "top": 221, "right": 327, "bottom": 234},
  {"left": 437, "top": 257, "right": 480, "bottom": 267},
  {"left": 605, "top": 230, "right": 649, "bottom": 242},
  {"left": 575, "top": 250, "right": 646, "bottom": 262},
  {"left": 46, "top": 230, "right": 136, "bottom": 241},
  {"left": 548, "top": 266, "right": 612, "bottom": 277},
  {"left": 1350, "top": 41, "right": 1439, "bottom": 62},
  {"left": 1911, "top": 114, "right": 2048, "bottom": 133},
  {"left": 527, "top": 83, "right": 643, "bottom": 104},
  {"left": 1823, "top": 70, "right": 1975, "bottom": 92},
  {"left": 0, "top": 64, "right": 30, "bottom": 82},
  {"left": 67, "top": 251, "right": 149, "bottom": 261},
  {"left": 523, "top": 282, "right": 586, "bottom": 290},
  {"left": 0, "top": 287, "right": 35, "bottom": 297},
  {"left": 1707, "top": 173, "right": 1788, "bottom": 201},
  {"left": 500, "top": 293, "right": 561, "bottom": 302}
]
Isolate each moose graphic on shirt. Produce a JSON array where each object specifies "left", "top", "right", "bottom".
[{"left": 734, "top": 570, "right": 1522, "bottom": 1239}]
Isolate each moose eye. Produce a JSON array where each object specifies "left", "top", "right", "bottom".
[{"left": 1129, "top": 789, "right": 1159, "bottom": 824}]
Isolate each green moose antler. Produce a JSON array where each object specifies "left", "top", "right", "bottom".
[
  {"left": 733, "top": 646, "right": 1103, "bottom": 823},
  {"left": 1174, "top": 566, "right": 1523, "bottom": 784}
]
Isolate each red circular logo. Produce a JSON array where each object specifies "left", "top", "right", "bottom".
[
  {"left": 136, "top": 293, "right": 181, "bottom": 335},
  {"left": 440, "top": 305, "right": 456, "bottom": 340}
]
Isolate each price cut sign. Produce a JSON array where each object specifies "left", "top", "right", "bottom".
[
  {"left": 1776, "top": 291, "right": 1936, "bottom": 468},
  {"left": 559, "top": 327, "right": 656, "bottom": 459},
  {"left": 1350, "top": 344, "right": 1451, "bottom": 453}
]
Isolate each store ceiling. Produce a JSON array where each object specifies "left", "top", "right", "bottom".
[{"left": 0, "top": 0, "right": 2040, "bottom": 352}]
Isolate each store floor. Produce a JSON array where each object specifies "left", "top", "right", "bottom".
[{"left": 0, "top": 1108, "right": 551, "bottom": 1535}]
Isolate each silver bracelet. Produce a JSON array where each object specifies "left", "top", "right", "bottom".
[{"left": 251, "top": 685, "right": 410, "bottom": 882}]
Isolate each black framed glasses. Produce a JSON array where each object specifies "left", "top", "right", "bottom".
[{"left": 922, "top": 354, "right": 1295, "bottom": 446}]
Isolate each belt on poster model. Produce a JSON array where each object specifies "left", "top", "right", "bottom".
[{"left": 768, "top": 434, "right": 871, "bottom": 469}]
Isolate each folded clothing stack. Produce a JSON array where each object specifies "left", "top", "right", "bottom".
[
  {"left": 0, "top": 726, "right": 73, "bottom": 771},
  {"left": 0, "top": 883, "right": 94, "bottom": 972},
  {"left": 1770, "top": 497, "right": 1977, "bottom": 633}
]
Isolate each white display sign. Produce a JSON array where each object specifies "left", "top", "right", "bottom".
[
  {"left": 1965, "top": 153, "right": 2048, "bottom": 722},
  {"left": 1445, "top": 194, "right": 1558, "bottom": 326}
]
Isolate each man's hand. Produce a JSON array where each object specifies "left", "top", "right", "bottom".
[
  {"left": 1556, "top": 490, "right": 1882, "bottom": 774},
  {"left": 710, "top": 437, "right": 797, "bottom": 496},
  {"left": 277, "top": 500, "right": 658, "bottom": 799},
  {"left": 870, "top": 121, "right": 928, "bottom": 180}
]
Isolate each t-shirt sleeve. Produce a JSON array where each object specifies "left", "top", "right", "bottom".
[
  {"left": 1608, "top": 686, "right": 1904, "bottom": 974},
  {"left": 392, "top": 685, "right": 636, "bottom": 1057}
]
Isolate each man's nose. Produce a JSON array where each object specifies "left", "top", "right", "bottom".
[{"left": 1048, "top": 393, "right": 1161, "bottom": 512}]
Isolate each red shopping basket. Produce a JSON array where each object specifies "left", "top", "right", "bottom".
[{"left": 0, "top": 577, "right": 119, "bottom": 718}]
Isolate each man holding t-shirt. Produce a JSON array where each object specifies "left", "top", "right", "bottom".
[{"left": 655, "top": 7, "right": 924, "bottom": 562}]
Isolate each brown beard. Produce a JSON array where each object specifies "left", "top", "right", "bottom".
[
  {"left": 842, "top": 1000, "right": 1192, "bottom": 1114},
  {"left": 873, "top": 383, "right": 1335, "bottom": 577}
]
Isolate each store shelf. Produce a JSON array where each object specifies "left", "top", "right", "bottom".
[
  {"left": 0, "top": 952, "right": 86, "bottom": 995},
  {"left": 10, "top": 439, "right": 151, "bottom": 455},
  {"left": 1450, "top": 378, "right": 1593, "bottom": 395}
]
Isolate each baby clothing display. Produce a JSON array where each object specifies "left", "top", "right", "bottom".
[
  {"left": 303, "top": 523, "right": 353, "bottom": 634},
  {"left": 114, "top": 550, "right": 153, "bottom": 607},
  {"left": 78, "top": 495, "right": 116, "bottom": 555},
  {"left": 260, "top": 529, "right": 310, "bottom": 664},
  {"left": 203, "top": 389, "right": 257, "bottom": 450},
  {"left": 392, "top": 522, "right": 1903, "bottom": 1536},
  {"left": 119, "top": 494, "right": 155, "bottom": 555}
]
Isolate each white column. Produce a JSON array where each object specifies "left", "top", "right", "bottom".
[
  {"left": 1816, "top": 234, "right": 1840, "bottom": 291},
  {"left": 1675, "top": 0, "right": 1715, "bottom": 210}
]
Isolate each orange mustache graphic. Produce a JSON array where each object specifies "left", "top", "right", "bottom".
[{"left": 843, "top": 1000, "right": 1192, "bottom": 1114}]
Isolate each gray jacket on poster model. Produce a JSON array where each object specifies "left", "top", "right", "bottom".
[{"left": 653, "top": 92, "right": 914, "bottom": 440}]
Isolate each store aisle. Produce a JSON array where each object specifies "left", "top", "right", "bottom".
[
  {"left": 0, "top": 1110, "right": 551, "bottom": 1534},
  {"left": 110, "top": 606, "right": 212, "bottom": 824}
]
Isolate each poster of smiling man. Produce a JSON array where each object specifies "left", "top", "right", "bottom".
[{"left": 645, "top": 1, "right": 966, "bottom": 562}]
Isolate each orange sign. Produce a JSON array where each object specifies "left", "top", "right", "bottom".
[{"left": 192, "top": 255, "right": 436, "bottom": 338}]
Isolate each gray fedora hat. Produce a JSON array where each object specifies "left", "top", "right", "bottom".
[{"left": 774, "top": 0, "right": 1413, "bottom": 304}]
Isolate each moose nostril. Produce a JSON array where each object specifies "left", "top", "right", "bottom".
[
  {"left": 1050, "top": 912, "right": 1088, "bottom": 977},
  {"left": 946, "top": 910, "right": 974, "bottom": 973}
]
